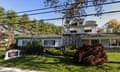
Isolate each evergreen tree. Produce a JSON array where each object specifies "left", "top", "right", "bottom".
[
  {"left": 5, "top": 10, "right": 19, "bottom": 46},
  {"left": 19, "top": 14, "right": 30, "bottom": 35}
]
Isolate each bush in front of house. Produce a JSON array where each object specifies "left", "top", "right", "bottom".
[
  {"left": 20, "top": 40, "right": 43, "bottom": 55},
  {"left": 66, "top": 45, "right": 78, "bottom": 50},
  {"left": 65, "top": 49, "right": 77, "bottom": 56},
  {"left": 74, "top": 43, "right": 108, "bottom": 66},
  {"left": 46, "top": 48, "right": 63, "bottom": 56}
]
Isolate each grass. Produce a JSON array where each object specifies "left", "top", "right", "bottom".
[{"left": 0, "top": 51, "right": 120, "bottom": 72}]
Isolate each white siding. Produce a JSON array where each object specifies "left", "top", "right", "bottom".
[
  {"left": 83, "top": 27, "right": 97, "bottom": 34},
  {"left": 17, "top": 38, "right": 63, "bottom": 48},
  {"left": 77, "top": 28, "right": 85, "bottom": 34}
]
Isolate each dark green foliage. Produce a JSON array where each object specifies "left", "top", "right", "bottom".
[
  {"left": 20, "top": 40, "right": 43, "bottom": 55},
  {"left": 46, "top": 48, "right": 63, "bottom": 56}
]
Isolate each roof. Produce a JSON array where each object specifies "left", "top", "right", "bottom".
[
  {"left": 80, "top": 33, "right": 120, "bottom": 39},
  {"left": 63, "top": 33, "right": 120, "bottom": 39},
  {"left": 16, "top": 33, "right": 120, "bottom": 40},
  {"left": 16, "top": 35, "right": 62, "bottom": 39},
  {"left": 83, "top": 23, "right": 97, "bottom": 27},
  {"left": 64, "top": 20, "right": 97, "bottom": 28},
  {"left": 83, "top": 21, "right": 97, "bottom": 27},
  {"left": 0, "top": 24, "right": 8, "bottom": 30}
]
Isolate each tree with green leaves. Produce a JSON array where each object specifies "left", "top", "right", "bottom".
[
  {"left": 0, "top": 7, "right": 5, "bottom": 46},
  {"left": 106, "top": 19, "right": 120, "bottom": 33},
  {"left": 0, "top": 6, "right": 5, "bottom": 24},
  {"left": 5, "top": 10, "right": 19, "bottom": 46},
  {"left": 19, "top": 14, "right": 31, "bottom": 35},
  {"left": 44, "top": 0, "right": 109, "bottom": 66},
  {"left": 44, "top": 0, "right": 109, "bottom": 26},
  {"left": 29, "top": 19, "right": 38, "bottom": 35}
]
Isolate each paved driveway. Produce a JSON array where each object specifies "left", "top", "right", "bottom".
[{"left": 0, "top": 67, "right": 44, "bottom": 72}]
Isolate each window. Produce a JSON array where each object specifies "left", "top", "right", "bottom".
[
  {"left": 71, "top": 22, "right": 77, "bottom": 26},
  {"left": 84, "top": 29, "right": 92, "bottom": 32},
  {"left": 70, "top": 30, "right": 77, "bottom": 33},
  {"left": 111, "top": 39, "right": 117, "bottom": 46},
  {"left": 22, "top": 40, "right": 26, "bottom": 46},
  {"left": 44, "top": 40, "right": 55, "bottom": 45},
  {"left": 91, "top": 40, "right": 99, "bottom": 45}
]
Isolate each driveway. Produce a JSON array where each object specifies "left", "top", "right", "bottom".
[{"left": 0, "top": 67, "right": 44, "bottom": 72}]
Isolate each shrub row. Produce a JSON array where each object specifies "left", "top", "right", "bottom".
[
  {"left": 20, "top": 46, "right": 43, "bottom": 55},
  {"left": 19, "top": 41, "right": 43, "bottom": 55},
  {"left": 46, "top": 48, "right": 77, "bottom": 56},
  {"left": 65, "top": 49, "right": 77, "bottom": 56},
  {"left": 46, "top": 48, "right": 63, "bottom": 56}
]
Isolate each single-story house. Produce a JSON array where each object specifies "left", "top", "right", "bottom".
[
  {"left": 16, "top": 35, "right": 63, "bottom": 48},
  {"left": 16, "top": 33, "right": 120, "bottom": 49},
  {"left": 15, "top": 20, "right": 120, "bottom": 50}
]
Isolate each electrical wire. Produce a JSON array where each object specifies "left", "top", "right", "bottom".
[
  {"left": 16, "top": 0, "right": 93, "bottom": 13},
  {"left": 4, "top": 0, "right": 120, "bottom": 19},
  {"left": 24, "top": 1, "right": 120, "bottom": 16},
  {"left": 5, "top": 10, "right": 120, "bottom": 24}
]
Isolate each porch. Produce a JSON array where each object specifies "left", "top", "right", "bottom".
[{"left": 81, "top": 36, "right": 120, "bottom": 49}]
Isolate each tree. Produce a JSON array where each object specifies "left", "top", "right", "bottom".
[
  {"left": 29, "top": 19, "right": 38, "bottom": 35},
  {"left": 44, "top": 0, "right": 109, "bottom": 66},
  {"left": 106, "top": 19, "right": 120, "bottom": 33},
  {"left": 0, "top": 7, "right": 5, "bottom": 46},
  {"left": 5, "top": 10, "right": 19, "bottom": 46},
  {"left": 0, "top": 6, "right": 5, "bottom": 24},
  {"left": 44, "top": 0, "right": 108, "bottom": 25},
  {"left": 19, "top": 14, "right": 31, "bottom": 35}
]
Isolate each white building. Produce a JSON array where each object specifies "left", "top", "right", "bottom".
[
  {"left": 65, "top": 19, "right": 98, "bottom": 34},
  {"left": 16, "top": 20, "right": 98, "bottom": 48},
  {"left": 16, "top": 20, "right": 120, "bottom": 50},
  {"left": 16, "top": 35, "right": 63, "bottom": 48}
]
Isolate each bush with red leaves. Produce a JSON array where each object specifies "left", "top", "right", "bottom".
[{"left": 74, "top": 43, "right": 107, "bottom": 66}]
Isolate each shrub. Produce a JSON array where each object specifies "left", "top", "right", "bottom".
[
  {"left": 74, "top": 43, "right": 108, "bottom": 66},
  {"left": 66, "top": 45, "right": 78, "bottom": 50},
  {"left": 65, "top": 49, "right": 77, "bottom": 56},
  {"left": 46, "top": 48, "right": 63, "bottom": 56},
  {"left": 20, "top": 40, "right": 43, "bottom": 55}
]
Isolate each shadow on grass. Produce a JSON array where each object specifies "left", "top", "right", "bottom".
[
  {"left": 44, "top": 54, "right": 75, "bottom": 65},
  {"left": 0, "top": 54, "right": 119, "bottom": 72},
  {"left": 0, "top": 54, "right": 77, "bottom": 71},
  {"left": 108, "top": 61, "right": 120, "bottom": 64},
  {"left": 117, "top": 66, "right": 120, "bottom": 70}
]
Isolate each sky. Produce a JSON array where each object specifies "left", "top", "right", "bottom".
[{"left": 0, "top": 0, "right": 120, "bottom": 27}]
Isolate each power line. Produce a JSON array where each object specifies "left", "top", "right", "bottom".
[
  {"left": 16, "top": 0, "right": 93, "bottom": 14},
  {"left": 43, "top": 10, "right": 120, "bottom": 21},
  {"left": 16, "top": 0, "right": 116, "bottom": 14},
  {"left": 24, "top": 1, "right": 120, "bottom": 16},
  {"left": 4, "top": 0, "right": 120, "bottom": 19},
  {"left": 6, "top": 10, "right": 120, "bottom": 24}
]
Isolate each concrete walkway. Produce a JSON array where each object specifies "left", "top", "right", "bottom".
[{"left": 0, "top": 67, "right": 45, "bottom": 72}]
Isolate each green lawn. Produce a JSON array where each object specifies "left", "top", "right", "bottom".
[{"left": 0, "top": 52, "right": 120, "bottom": 72}]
